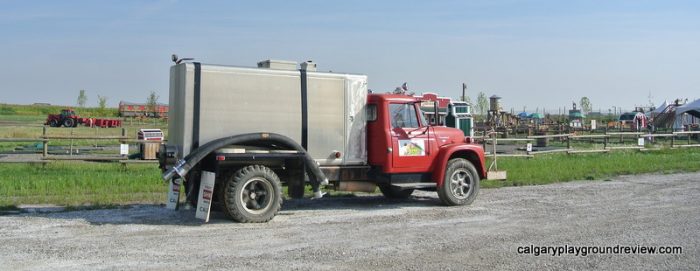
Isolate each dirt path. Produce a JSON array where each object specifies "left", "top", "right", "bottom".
[{"left": 1, "top": 172, "right": 698, "bottom": 270}]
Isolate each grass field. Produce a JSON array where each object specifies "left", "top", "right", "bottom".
[
  {"left": 1, "top": 148, "right": 700, "bottom": 209},
  {"left": 0, "top": 162, "right": 164, "bottom": 209},
  {"left": 481, "top": 148, "right": 700, "bottom": 188}
]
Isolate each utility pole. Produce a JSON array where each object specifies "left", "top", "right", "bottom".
[{"left": 461, "top": 83, "right": 467, "bottom": 102}]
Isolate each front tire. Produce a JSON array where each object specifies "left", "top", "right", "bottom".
[
  {"left": 223, "top": 165, "right": 282, "bottom": 223},
  {"left": 49, "top": 120, "right": 59, "bottom": 127},
  {"left": 437, "top": 158, "right": 479, "bottom": 206}
]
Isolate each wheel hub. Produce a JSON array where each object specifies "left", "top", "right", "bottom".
[
  {"left": 450, "top": 169, "right": 472, "bottom": 200},
  {"left": 239, "top": 177, "right": 273, "bottom": 215}
]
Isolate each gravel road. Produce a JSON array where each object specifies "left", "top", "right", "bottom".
[{"left": 1, "top": 172, "right": 698, "bottom": 270}]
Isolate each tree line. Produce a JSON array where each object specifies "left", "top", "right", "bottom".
[
  {"left": 464, "top": 91, "right": 593, "bottom": 117},
  {"left": 77, "top": 89, "right": 160, "bottom": 116}
]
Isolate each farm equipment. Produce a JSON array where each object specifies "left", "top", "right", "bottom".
[
  {"left": 159, "top": 59, "right": 486, "bottom": 223},
  {"left": 45, "top": 108, "right": 122, "bottom": 128}
]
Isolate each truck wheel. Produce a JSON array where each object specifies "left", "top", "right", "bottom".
[
  {"left": 437, "top": 158, "right": 480, "bottom": 206},
  {"left": 63, "top": 118, "right": 75, "bottom": 127},
  {"left": 222, "top": 165, "right": 282, "bottom": 223},
  {"left": 49, "top": 120, "right": 59, "bottom": 127},
  {"left": 378, "top": 184, "right": 414, "bottom": 199}
]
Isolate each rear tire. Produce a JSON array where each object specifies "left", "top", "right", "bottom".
[
  {"left": 222, "top": 165, "right": 282, "bottom": 223},
  {"left": 63, "top": 118, "right": 75, "bottom": 127},
  {"left": 378, "top": 184, "right": 414, "bottom": 199},
  {"left": 437, "top": 158, "right": 479, "bottom": 206}
]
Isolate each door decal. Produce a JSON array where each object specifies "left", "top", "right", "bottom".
[{"left": 398, "top": 139, "right": 426, "bottom": 156}]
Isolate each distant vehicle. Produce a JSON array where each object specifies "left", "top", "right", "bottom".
[
  {"left": 119, "top": 101, "right": 169, "bottom": 118},
  {"left": 45, "top": 108, "right": 122, "bottom": 128}
]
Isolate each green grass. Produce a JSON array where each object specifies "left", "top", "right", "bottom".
[
  {"left": 482, "top": 148, "right": 700, "bottom": 188},
  {"left": 0, "top": 162, "right": 165, "bottom": 208},
  {"left": 2, "top": 148, "right": 700, "bottom": 210}
]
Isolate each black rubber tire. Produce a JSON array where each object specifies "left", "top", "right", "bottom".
[
  {"left": 49, "top": 120, "right": 59, "bottom": 127},
  {"left": 437, "top": 158, "right": 480, "bottom": 206},
  {"left": 222, "top": 165, "right": 282, "bottom": 223},
  {"left": 378, "top": 184, "right": 414, "bottom": 199},
  {"left": 63, "top": 118, "right": 75, "bottom": 127}
]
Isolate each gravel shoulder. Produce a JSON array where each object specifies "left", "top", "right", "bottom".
[{"left": 1, "top": 172, "right": 698, "bottom": 270}]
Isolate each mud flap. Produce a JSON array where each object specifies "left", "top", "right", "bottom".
[
  {"left": 195, "top": 171, "right": 216, "bottom": 222},
  {"left": 166, "top": 178, "right": 181, "bottom": 210}
]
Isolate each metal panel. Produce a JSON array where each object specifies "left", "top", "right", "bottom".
[
  {"left": 168, "top": 63, "right": 369, "bottom": 166},
  {"left": 198, "top": 66, "right": 302, "bottom": 152},
  {"left": 167, "top": 64, "right": 192, "bottom": 157},
  {"left": 307, "top": 75, "right": 345, "bottom": 165},
  {"left": 344, "top": 75, "right": 368, "bottom": 165}
]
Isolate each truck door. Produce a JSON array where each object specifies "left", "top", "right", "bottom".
[{"left": 389, "top": 103, "right": 433, "bottom": 171}]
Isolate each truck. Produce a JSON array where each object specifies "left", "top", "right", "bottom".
[
  {"left": 159, "top": 59, "right": 486, "bottom": 223},
  {"left": 45, "top": 108, "right": 122, "bottom": 128}
]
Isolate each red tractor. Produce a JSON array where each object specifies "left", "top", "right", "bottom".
[
  {"left": 46, "top": 109, "right": 81, "bottom": 127},
  {"left": 45, "top": 109, "right": 122, "bottom": 128}
]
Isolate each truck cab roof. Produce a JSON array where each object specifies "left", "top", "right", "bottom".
[{"left": 368, "top": 93, "right": 420, "bottom": 103}]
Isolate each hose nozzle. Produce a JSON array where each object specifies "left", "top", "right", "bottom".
[{"left": 162, "top": 159, "right": 187, "bottom": 182}]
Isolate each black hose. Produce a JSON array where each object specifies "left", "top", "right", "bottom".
[{"left": 162, "top": 132, "right": 328, "bottom": 190}]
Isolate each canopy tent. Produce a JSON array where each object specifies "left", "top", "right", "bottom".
[
  {"left": 529, "top": 113, "right": 544, "bottom": 119},
  {"left": 673, "top": 99, "right": 700, "bottom": 130},
  {"left": 652, "top": 100, "right": 669, "bottom": 114},
  {"left": 517, "top": 112, "right": 530, "bottom": 118}
]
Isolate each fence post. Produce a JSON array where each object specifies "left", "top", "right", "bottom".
[
  {"left": 69, "top": 128, "right": 74, "bottom": 156},
  {"left": 567, "top": 136, "right": 571, "bottom": 149},
  {"left": 42, "top": 126, "right": 48, "bottom": 158},
  {"left": 604, "top": 135, "right": 608, "bottom": 149},
  {"left": 671, "top": 135, "right": 675, "bottom": 148}
]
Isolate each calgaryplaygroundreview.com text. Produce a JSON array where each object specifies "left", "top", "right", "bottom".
[{"left": 517, "top": 244, "right": 683, "bottom": 257}]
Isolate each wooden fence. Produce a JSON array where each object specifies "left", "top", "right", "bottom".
[
  {"left": 0, "top": 127, "right": 162, "bottom": 165},
  {"left": 479, "top": 131, "right": 700, "bottom": 157}
]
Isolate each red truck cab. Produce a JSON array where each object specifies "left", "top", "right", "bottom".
[{"left": 366, "top": 93, "right": 485, "bottom": 205}]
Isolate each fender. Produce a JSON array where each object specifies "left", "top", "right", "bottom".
[{"left": 432, "top": 144, "right": 486, "bottom": 187}]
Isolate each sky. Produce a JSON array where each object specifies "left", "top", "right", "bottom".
[{"left": 1, "top": 0, "right": 699, "bottom": 113}]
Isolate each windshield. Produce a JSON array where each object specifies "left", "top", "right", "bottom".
[
  {"left": 417, "top": 107, "right": 429, "bottom": 126},
  {"left": 390, "top": 103, "right": 422, "bottom": 128}
]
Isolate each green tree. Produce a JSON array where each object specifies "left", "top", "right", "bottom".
[
  {"left": 476, "top": 92, "right": 488, "bottom": 116},
  {"left": 77, "top": 89, "right": 87, "bottom": 108},
  {"left": 580, "top": 97, "right": 592, "bottom": 114},
  {"left": 146, "top": 91, "right": 159, "bottom": 117},
  {"left": 97, "top": 95, "right": 108, "bottom": 116}
]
